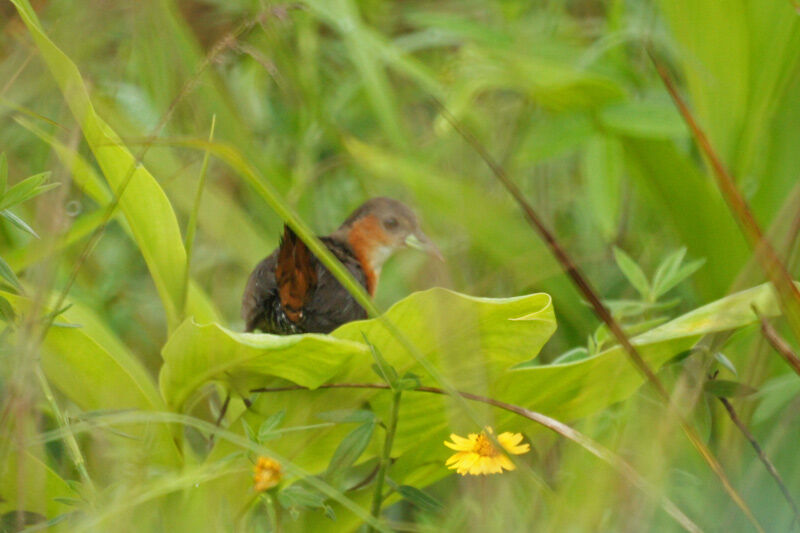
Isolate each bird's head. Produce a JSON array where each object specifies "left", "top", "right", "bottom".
[{"left": 332, "top": 197, "right": 442, "bottom": 294}]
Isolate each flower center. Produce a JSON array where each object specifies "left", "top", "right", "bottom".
[{"left": 474, "top": 433, "right": 499, "bottom": 457}]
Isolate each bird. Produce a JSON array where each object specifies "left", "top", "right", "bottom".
[{"left": 242, "top": 197, "right": 442, "bottom": 334}]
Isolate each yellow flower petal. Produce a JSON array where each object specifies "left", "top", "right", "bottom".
[
  {"left": 444, "top": 433, "right": 476, "bottom": 451},
  {"left": 443, "top": 428, "right": 530, "bottom": 476},
  {"left": 498, "top": 432, "right": 523, "bottom": 447}
]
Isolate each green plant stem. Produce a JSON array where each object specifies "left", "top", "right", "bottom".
[
  {"left": 182, "top": 115, "right": 216, "bottom": 318},
  {"left": 34, "top": 365, "right": 96, "bottom": 499},
  {"left": 368, "top": 390, "right": 401, "bottom": 532},
  {"left": 265, "top": 493, "right": 280, "bottom": 533}
]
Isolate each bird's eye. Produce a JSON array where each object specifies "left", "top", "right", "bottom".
[{"left": 383, "top": 217, "right": 399, "bottom": 230}]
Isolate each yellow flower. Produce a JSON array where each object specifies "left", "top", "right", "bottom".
[
  {"left": 444, "top": 427, "right": 530, "bottom": 476},
  {"left": 253, "top": 456, "right": 282, "bottom": 491}
]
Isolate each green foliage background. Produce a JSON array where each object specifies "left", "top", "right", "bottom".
[{"left": 1, "top": 0, "right": 800, "bottom": 531}]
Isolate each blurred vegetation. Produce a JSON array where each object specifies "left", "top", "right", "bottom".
[{"left": 1, "top": 0, "right": 800, "bottom": 531}]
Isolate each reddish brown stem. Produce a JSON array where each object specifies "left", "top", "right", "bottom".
[
  {"left": 718, "top": 396, "right": 800, "bottom": 526},
  {"left": 753, "top": 306, "right": 800, "bottom": 377}
]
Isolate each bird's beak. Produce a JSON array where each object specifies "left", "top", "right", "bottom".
[{"left": 405, "top": 230, "right": 444, "bottom": 262}]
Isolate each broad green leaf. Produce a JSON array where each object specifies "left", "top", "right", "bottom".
[
  {"left": 159, "top": 321, "right": 369, "bottom": 410},
  {"left": 0, "top": 449, "right": 73, "bottom": 518},
  {"left": 378, "top": 282, "right": 794, "bottom": 481},
  {"left": 316, "top": 410, "right": 376, "bottom": 424},
  {"left": 501, "top": 282, "right": 789, "bottom": 420},
  {"left": 10, "top": 0, "right": 191, "bottom": 332},
  {"left": 612, "top": 247, "right": 650, "bottom": 299},
  {"left": 600, "top": 99, "right": 688, "bottom": 139},
  {"left": 332, "top": 289, "right": 556, "bottom": 384},
  {"left": 658, "top": 0, "right": 749, "bottom": 163},
  {"left": 582, "top": 136, "right": 623, "bottom": 241}
]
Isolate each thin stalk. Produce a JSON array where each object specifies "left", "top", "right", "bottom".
[
  {"left": 433, "top": 99, "right": 761, "bottom": 531},
  {"left": 252, "top": 383, "right": 701, "bottom": 533},
  {"left": 265, "top": 493, "right": 280, "bottom": 533},
  {"left": 753, "top": 305, "right": 800, "bottom": 377},
  {"left": 718, "top": 396, "right": 800, "bottom": 525},
  {"left": 182, "top": 115, "right": 216, "bottom": 318},
  {"left": 369, "top": 390, "right": 401, "bottom": 531},
  {"left": 34, "top": 366, "right": 96, "bottom": 498}
]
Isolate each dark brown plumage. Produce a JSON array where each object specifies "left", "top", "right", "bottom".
[{"left": 242, "top": 197, "right": 441, "bottom": 334}]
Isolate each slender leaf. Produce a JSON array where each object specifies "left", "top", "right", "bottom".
[{"left": 613, "top": 246, "right": 651, "bottom": 299}]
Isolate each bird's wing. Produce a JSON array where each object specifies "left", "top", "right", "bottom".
[
  {"left": 274, "top": 225, "right": 318, "bottom": 324},
  {"left": 242, "top": 251, "right": 277, "bottom": 332}
]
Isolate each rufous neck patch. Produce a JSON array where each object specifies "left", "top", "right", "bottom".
[{"left": 346, "top": 215, "right": 391, "bottom": 296}]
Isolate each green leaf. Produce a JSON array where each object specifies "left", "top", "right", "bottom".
[
  {"left": 552, "top": 347, "right": 590, "bottom": 364},
  {"left": 0, "top": 172, "right": 57, "bottom": 212},
  {"left": 600, "top": 99, "right": 688, "bottom": 139},
  {"left": 505, "top": 283, "right": 788, "bottom": 421},
  {"left": 652, "top": 248, "right": 687, "bottom": 297},
  {"left": 325, "top": 421, "right": 375, "bottom": 480},
  {"left": 3, "top": 292, "right": 180, "bottom": 465},
  {"left": 160, "top": 289, "right": 556, "bottom": 411},
  {"left": 366, "top": 334, "right": 399, "bottom": 388},
  {"left": 704, "top": 380, "right": 758, "bottom": 398},
  {"left": 258, "top": 410, "right": 286, "bottom": 442},
  {"left": 603, "top": 298, "right": 680, "bottom": 319},
  {"left": 753, "top": 374, "right": 800, "bottom": 424},
  {"left": 652, "top": 248, "right": 705, "bottom": 299},
  {"left": 0, "top": 295, "right": 15, "bottom": 323},
  {"left": 9, "top": 1, "right": 196, "bottom": 332},
  {"left": 612, "top": 247, "right": 651, "bottom": 299},
  {"left": 0, "top": 153, "right": 7, "bottom": 192},
  {"left": 1, "top": 210, "right": 39, "bottom": 238},
  {"left": 52, "top": 498, "right": 84, "bottom": 507},
  {"left": 242, "top": 419, "right": 256, "bottom": 443},
  {"left": 278, "top": 483, "right": 328, "bottom": 512},
  {"left": 316, "top": 410, "right": 376, "bottom": 424},
  {"left": 396, "top": 372, "right": 422, "bottom": 392},
  {"left": 159, "top": 321, "right": 369, "bottom": 410},
  {"left": 714, "top": 352, "right": 738, "bottom": 376},
  {"left": 0, "top": 255, "right": 21, "bottom": 292},
  {"left": 396, "top": 484, "right": 444, "bottom": 513},
  {"left": 582, "top": 136, "right": 622, "bottom": 241}
]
